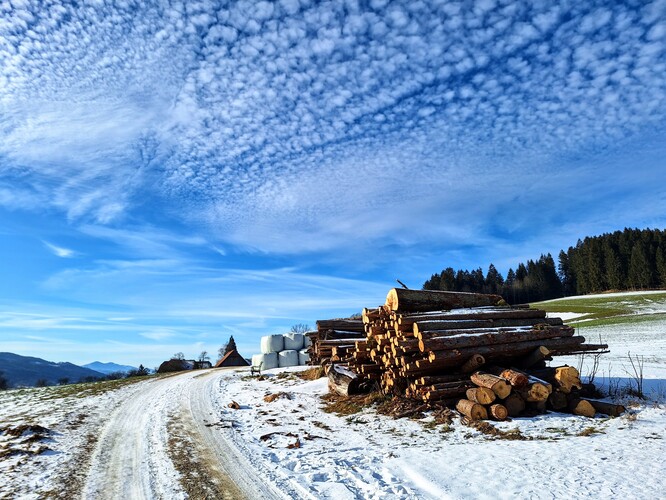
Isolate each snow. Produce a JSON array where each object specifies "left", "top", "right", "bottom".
[{"left": 2, "top": 309, "right": 666, "bottom": 498}]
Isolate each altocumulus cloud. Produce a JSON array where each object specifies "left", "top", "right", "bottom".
[{"left": 1, "top": 0, "right": 665, "bottom": 253}]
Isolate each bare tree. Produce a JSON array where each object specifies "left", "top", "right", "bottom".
[
  {"left": 625, "top": 352, "right": 645, "bottom": 398},
  {"left": 198, "top": 351, "right": 210, "bottom": 363},
  {"left": 290, "top": 323, "right": 311, "bottom": 334},
  {"left": 172, "top": 352, "right": 185, "bottom": 360}
]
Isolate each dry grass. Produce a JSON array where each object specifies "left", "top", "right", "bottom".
[
  {"left": 296, "top": 366, "right": 325, "bottom": 381},
  {"left": 263, "top": 392, "right": 291, "bottom": 403},
  {"left": 577, "top": 426, "right": 605, "bottom": 437},
  {"left": 465, "top": 420, "right": 532, "bottom": 440}
]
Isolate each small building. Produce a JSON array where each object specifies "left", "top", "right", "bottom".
[
  {"left": 215, "top": 349, "right": 250, "bottom": 368},
  {"left": 157, "top": 359, "right": 212, "bottom": 373}
]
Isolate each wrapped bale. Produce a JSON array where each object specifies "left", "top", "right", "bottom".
[
  {"left": 284, "top": 333, "right": 305, "bottom": 350},
  {"left": 303, "top": 334, "right": 313, "bottom": 348},
  {"left": 261, "top": 334, "right": 284, "bottom": 354},
  {"left": 298, "top": 349, "right": 310, "bottom": 365},
  {"left": 252, "top": 352, "right": 278, "bottom": 370},
  {"left": 278, "top": 349, "right": 300, "bottom": 368}
]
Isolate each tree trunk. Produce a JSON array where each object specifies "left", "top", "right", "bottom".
[
  {"left": 413, "top": 317, "right": 562, "bottom": 335},
  {"left": 456, "top": 399, "right": 488, "bottom": 421},
  {"left": 424, "top": 336, "right": 586, "bottom": 369},
  {"left": 460, "top": 354, "right": 486, "bottom": 373},
  {"left": 547, "top": 391, "right": 568, "bottom": 411},
  {"left": 582, "top": 399, "right": 626, "bottom": 417},
  {"left": 503, "top": 393, "right": 526, "bottom": 417},
  {"left": 466, "top": 387, "right": 496, "bottom": 405},
  {"left": 385, "top": 288, "right": 505, "bottom": 313},
  {"left": 528, "top": 366, "right": 582, "bottom": 394},
  {"left": 567, "top": 397, "right": 596, "bottom": 417},
  {"left": 418, "top": 326, "right": 574, "bottom": 352},
  {"left": 327, "top": 364, "right": 360, "bottom": 397},
  {"left": 518, "top": 346, "right": 551, "bottom": 368},
  {"left": 485, "top": 367, "right": 529, "bottom": 388},
  {"left": 489, "top": 403, "right": 508, "bottom": 421},
  {"left": 316, "top": 319, "right": 365, "bottom": 333},
  {"left": 398, "top": 308, "right": 547, "bottom": 326},
  {"left": 470, "top": 372, "right": 512, "bottom": 398}
]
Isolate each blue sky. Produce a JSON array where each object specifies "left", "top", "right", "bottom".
[{"left": 0, "top": 0, "right": 664, "bottom": 368}]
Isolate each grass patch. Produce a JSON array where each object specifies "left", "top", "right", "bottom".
[
  {"left": 577, "top": 426, "right": 605, "bottom": 437},
  {"left": 320, "top": 392, "right": 386, "bottom": 416},
  {"left": 297, "top": 366, "right": 325, "bottom": 381},
  {"left": 465, "top": 421, "right": 532, "bottom": 440},
  {"left": 533, "top": 291, "right": 666, "bottom": 328}
]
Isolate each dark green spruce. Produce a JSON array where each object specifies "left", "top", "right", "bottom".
[{"left": 423, "top": 228, "right": 666, "bottom": 303}]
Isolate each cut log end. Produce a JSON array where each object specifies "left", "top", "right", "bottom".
[
  {"left": 456, "top": 399, "right": 488, "bottom": 421},
  {"left": 489, "top": 403, "right": 508, "bottom": 421}
]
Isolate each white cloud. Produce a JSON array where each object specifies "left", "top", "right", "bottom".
[
  {"left": 0, "top": 0, "right": 663, "bottom": 256},
  {"left": 42, "top": 240, "right": 77, "bottom": 258}
]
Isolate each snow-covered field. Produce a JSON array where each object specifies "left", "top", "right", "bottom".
[{"left": 1, "top": 291, "right": 665, "bottom": 499}]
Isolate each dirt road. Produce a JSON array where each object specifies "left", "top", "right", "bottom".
[{"left": 80, "top": 370, "right": 283, "bottom": 500}]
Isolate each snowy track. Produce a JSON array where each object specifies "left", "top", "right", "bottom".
[{"left": 81, "top": 370, "right": 281, "bottom": 500}]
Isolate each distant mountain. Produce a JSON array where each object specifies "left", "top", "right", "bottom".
[
  {"left": 83, "top": 361, "right": 137, "bottom": 375},
  {"left": 0, "top": 352, "right": 105, "bottom": 388}
]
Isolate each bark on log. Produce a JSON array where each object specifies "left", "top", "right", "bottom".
[
  {"left": 418, "top": 326, "right": 575, "bottom": 352},
  {"left": 486, "top": 367, "right": 529, "bottom": 388},
  {"left": 416, "top": 374, "right": 470, "bottom": 386},
  {"left": 425, "top": 381, "right": 475, "bottom": 400},
  {"left": 398, "top": 308, "right": 547, "bottom": 326},
  {"left": 413, "top": 319, "right": 494, "bottom": 335},
  {"left": 547, "top": 391, "right": 568, "bottom": 411},
  {"left": 528, "top": 366, "right": 582, "bottom": 394},
  {"left": 413, "top": 317, "right": 562, "bottom": 335},
  {"left": 489, "top": 403, "right": 508, "bottom": 421},
  {"left": 518, "top": 346, "right": 551, "bottom": 368},
  {"left": 470, "top": 372, "right": 512, "bottom": 398},
  {"left": 456, "top": 399, "right": 488, "bottom": 421},
  {"left": 385, "top": 288, "right": 505, "bottom": 313},
  {"left": 460, "top": 354, "right": 486, "bottom": 373},
  {"left": 424, "top": 336, "right": 586, "bottom": 369},
  {"left": 466, "top": 387, "right": 496, "bottom": 405},
  {"left": 519, "top": 382, "right": 552, "bottom": 403},
  {"left": 567, "top": 397, "right": 596, "bottom": 417},
  {"left": 316, "top": 320, "right": 365, "bottom": 333},
  {"left": 503, "top": 393, "right": 526, "bottom": 417},
  {"left": 582, "top": 399, "right": 626, "bottom": 417},
  {"left": 527, "top": 400, "right": 548, "bottom": 414},
  {"left": 327, "top": 364, "right": 360, "bottom": 397}
]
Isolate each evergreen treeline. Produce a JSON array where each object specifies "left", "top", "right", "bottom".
[{"left": 423, "top": 228, "right": 666, "bottom": 303}]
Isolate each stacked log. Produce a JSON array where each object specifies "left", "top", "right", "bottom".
[
  {"left": 318, "top": 288, "right": 624, "bottom": 420},
  {"left": 306, "top": 319, "right": 365, "bottom": 365}
]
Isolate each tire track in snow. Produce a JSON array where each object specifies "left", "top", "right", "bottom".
[{"left": 81, "top": 373, "right": 194, "bottom": 500}]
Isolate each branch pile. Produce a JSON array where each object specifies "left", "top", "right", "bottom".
[{"left": 312, "top": 288, "right": 624, "bottom": 420}]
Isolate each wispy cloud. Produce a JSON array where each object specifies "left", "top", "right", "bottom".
[
  {"left": 0, "top": 1, "right": 663, "bottom": 255},
  {"left": 42, "top": 240, "right": 77, "bottom": 258}
]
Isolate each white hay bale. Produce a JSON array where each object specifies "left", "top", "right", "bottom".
[
  {"left": 278, "top": 349, "right": 299, "bottom": 368},
  {"left": 260, "top": 334, "right": 284, "bottom": 354},
  {"left": 283, "top": 333, "right": 304, "bottom": 350},
  {"left": 303, "top": 335, "right": 313, "bottom": 348},
  {"left": 253, "top": 352, "right": 278, "bottom": 370},
  {"left": 298, "top": 349, "right": 310, "bottom": 365}
]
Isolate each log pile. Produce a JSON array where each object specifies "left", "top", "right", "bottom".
[
  {"left": 305, "top": 319, "right": 365, "bottom": 365},
  {"left": 317, "top": 288, "right": 624, "bottom": 419}
]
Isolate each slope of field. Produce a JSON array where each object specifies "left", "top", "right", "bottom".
[
  {"left": 535, "top": 290, "right": 666, "bottom": 327},
  {"left": 535, "top": 290, "right": 666, "bottom": 397}
]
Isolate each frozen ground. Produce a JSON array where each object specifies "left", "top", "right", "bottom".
[
  {"left": 1, "top": 291, "right": 665, "bottom": 498},
  {"left": 2, "top": 363, "right": 665, "bottom": 499}
]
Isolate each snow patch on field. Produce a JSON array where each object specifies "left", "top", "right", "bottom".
[{"left": 208, "top": 366, "right": 666, "bottom": 499}]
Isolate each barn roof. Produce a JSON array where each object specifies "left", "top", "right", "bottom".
[{"left": 215, "top": 349, "right": 250, "bottom": 367}]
